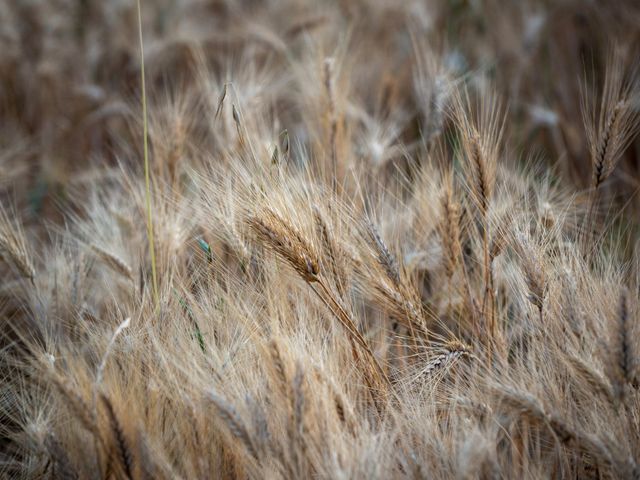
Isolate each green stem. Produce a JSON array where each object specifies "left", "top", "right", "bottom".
[{"left": 137, "top": 0, "right": 159, "bottom": 307}]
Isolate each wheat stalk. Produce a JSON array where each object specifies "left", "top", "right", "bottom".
[{"left": 95, "top": 317, "right": 131, "bottom": 388}]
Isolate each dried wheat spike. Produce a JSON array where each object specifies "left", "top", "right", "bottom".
[
  {"left": 268, "top": 338, "right": 290, "bottom": 397},
  {"left": 248, "top": 209, "right": 320, "bottom": 282},
  {"left": 566, "top": 355, "right": 614, "bottom": 404},
  {"left": 50, "top": 374, "right": 99, "bottom": 438},
  {"left": 90, "top": 243, "right": 134, "bottom": 281},
  {"left": 513, "top": 232, "right": 548, "bottom": 315},
  {"left": 583, "top": 50, "right": 640, "bottom": 190},
  {"left": 606, "top": 288, "right": 638, "bottom": 403},
  {"left": 453, "top": 90, "right": 503, "bottom": 219},
  {"left": 497, "top": 386, "right": 616, "bottom": 472},
  {"left": 313, "top": 206, "right": 347, "bottom": 297},
  {"left": 0, "top": 205, "right": 35, "bottom": 281},
  {"left": 206, "top": 390, "right": 259, "bottom": 460},
  {"left": 366, "top": 221, "right": 400, "bottom": 286},
  {"left": 438, "top": 173, "right": 462, "bottom": 278},
  {"left": 100, "top": 393, "right": 134, "bottom": 479}
]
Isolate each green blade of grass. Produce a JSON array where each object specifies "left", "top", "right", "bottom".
[{"left": 136, "top": 0, "right": 159, "bottom": 307}]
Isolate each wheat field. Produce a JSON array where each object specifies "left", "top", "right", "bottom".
[{"left": 1, "top": 1, "right": 640, "bottom": 478}]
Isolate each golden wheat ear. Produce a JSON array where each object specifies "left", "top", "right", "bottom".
[
  {"left": 606, "top": 288, "right": 638, "bottom": 404},
  {"left": 206, "top": 390, "right": 259, "bottom": 460},
  {"left": 450, "top": 87, "right": 506, "bottom": 348},
  {"left": 137, "top": 0, "right": 159, "bottom": 307},
  {"left": 247, "top": 209, "right": 320, "bottom": 283},
  {"left": 495, "top": 385, "right": 618, "bottom": 472},
  {"left": 451, "top": 87, "right": 505, "bottom": 220},
  {"left": 437, "top": 171, "right": 462, "bottom": 281},
  {"left": 0, "top": 204, "right": 36, "bottom": 283},
  {"left": 247, "top": 208, "right": 390, "bottom": 391},
  {"left": 313, "top": 205, "right": 347, "bottom": 298},
  {"left": 513, "top": 231, "right": 548, "bottom": 321},
  {"left": 582, "top": 47, "right": 640, "bottom": 191},
  {"left": 421, "top": 340, "right": 472, "bottom": 378},
  {"left": 99, "top": 393, "right": 135, "bottom": 479}
]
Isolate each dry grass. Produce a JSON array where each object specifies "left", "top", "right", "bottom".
[{"left": 1, "top": 1, "right": 640, "bottom": 478}]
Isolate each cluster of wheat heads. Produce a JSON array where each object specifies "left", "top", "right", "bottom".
[{"left": 2, "top": 0, "right": 640, "bottom": 478}]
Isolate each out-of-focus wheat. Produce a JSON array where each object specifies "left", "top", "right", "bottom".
[{"left": 1, "top": 1, "right": 640, "bottom": 478}]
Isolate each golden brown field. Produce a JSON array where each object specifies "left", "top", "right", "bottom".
[{"left": 1, "top": 0, "right": 640, "bottom": 478}]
